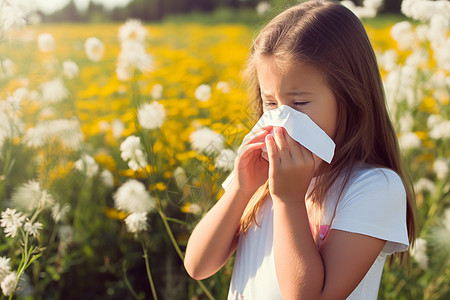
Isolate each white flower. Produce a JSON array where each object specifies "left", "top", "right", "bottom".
[
  {"left": 433, "top": 37, "right": 450, "bottom": 72},
  {"left": 24, "top": 118, "right": 83, "bottom": 150},
  {"left": 0, "top": 257, "right": 11, "bottom": 282},
  {"left": 11, "top": 180, "right": 54, "bottom": 212},
  {"left": 40, "top": 78, "right": 68, "bottom": 103},
  {"left": 51, "top": 203, "right": 70, "bottom": 223},
  {"left": 37, "top": 33, "right": 55, "bottom": 53},
  {"left": 216, "top": 81, "right": 231, "bottom": 93},
  {"left": 120, "top": 135, "right": 148, "bottom": 171},
  {"left": 0, "top": 208, "right": 25, "bottom": 238},
  {"left": 100, "top": 169, "right": 114, "bottom": 188},
  {"left": 195, "top": 84, "right": 212, "bottom": 102},
  {"left": 62, "top": 60, "right": 79, "bottom": 79},
  {"left": 150, "top": 84, "right": 163, "bottom": 99},
  {"left": 173, "top": 166, "right": 187, "bottom": 188},
  {"left": 401, "top": 0, "right": 450, "bottom": 22},
  {"left": 341, "top": 0, "right": 382, "bottom": 19},
  {"left": 24, "top": 219, "right": 43, "bottom": 237},
  {"left": 256, "top": 2, "right": 271, "bottom": 16},
  {"left": 124, "top": 212, "right": 148, "bottom": 233},
  {"left": 137, "top": 101, "right": 166, "bottom": 130},
  {"left": 414, "top": 178, "right": 436, "bottom": 195},
  {"left": 0, "top": 59, "right": 16, "bottom": 79},
  {"left": 215, "top": 149, "right": 236, "bottom": 171},
  {"left": 398, "top": 114, "right": 414, "bottom": 133},
  {"left": 390, "top": 21, "right": 415, "bottom": 50},
  {"left": 429, "top": 119, "right": 450, "bottom": 139},
  {"left": 113, "top": 180, "right": 156, "bottom": 213},
  {"left": 190, "top": 127, "right": 225, "bottom": 155},
  {"left": 0, "top": 2, "right": 26, "bottom": 34},
  {"left": 433, "top": 158, "right": 449, "bottom": 180},
  {"left": 1, "top": 272, "right": 17, "bottom": 296},
  {"left": 116, "top": 40, "right": 153, "bottom": 81},
  {"left": 377, "top": 50, "right": 398, "bottom": 72},
  {"left": 118, "top": 19, "right": 147, "bottom": 43},
  {"left": 85, "top": 37, "right": 104, "bottom": 62},
  {"left": 112, "top": 119, "right": 125, "bottom": 139},
  {"left": 430, "top": 209, "right": 450, "bottom": 253},
  {"left": 398, "top": 132, "right": 421, "bottom": 150},
  {"left": 411, "top": 238, "right": 428, "bottom": 270},
  {"left": 74, "top": 154, "right": 99, "bottom": 177}
]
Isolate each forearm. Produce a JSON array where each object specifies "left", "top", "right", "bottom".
[
  {"left": 184, "top": 182, "right": 253, "bottom": 280},
  {"left": 272, "top": 198, "right": 325, "bottom": 299}
]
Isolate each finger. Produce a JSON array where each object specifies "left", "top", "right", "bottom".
[
  {"left": 242, "top": 126, "right": 272, "bottom": 145},
  {"left": 237, "top": 141, "right": 265, "bottom": 160},
  {"left": 283, "top": 129, "right": 303, "bottom": 160},
  {"left": 265, "top": 134, "right": 280, "bottom": 168},
  {"left": 272, "top": 126, "right": 291, "bottom": 160}
]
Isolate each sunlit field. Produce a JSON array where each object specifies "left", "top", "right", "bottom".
[{"left": 1, "top": 13, "right": 449, "bottom": 300}]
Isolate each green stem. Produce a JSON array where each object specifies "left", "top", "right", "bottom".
[
  {"left": 141, "top": 240, "right": 158, "bottom": 300},
  {"left": 122, "top": 260, "right": 142, "bottom": 300},
  {"left": 156, "top": 209, "right": 215, "bottom": 300}
]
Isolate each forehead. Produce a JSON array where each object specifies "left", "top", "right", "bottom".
[{"left": 255, "top": 55, "right": 327, "bottom": 92}]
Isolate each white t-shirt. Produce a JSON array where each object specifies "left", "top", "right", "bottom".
[{"left": 223, "top": 166, "right": 409, "bottom": 300}]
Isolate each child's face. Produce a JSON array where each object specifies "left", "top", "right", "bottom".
[{"left": 256, "top": 55, "right": 338, "bottom": 141}]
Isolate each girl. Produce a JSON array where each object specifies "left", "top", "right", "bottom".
[{"left": 184, "top": 0, "right": 416, "bottom": 299}]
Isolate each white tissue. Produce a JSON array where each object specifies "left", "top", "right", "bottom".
[
  {"left": 254, "top": 105, "right": 335, "bottom": 163},
  {"left": 221, "top": 105, "right": 335, "bottom": 191}
]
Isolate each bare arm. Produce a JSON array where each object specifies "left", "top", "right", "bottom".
[
  {"left": 184, "top": 125, "right": 273, "bottom": 280},
  {"left": 267, "top": 127, "right": 386, "bottom": 299}
]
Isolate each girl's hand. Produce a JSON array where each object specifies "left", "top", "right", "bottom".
[
  {"left": 233, "top": 125, "right": 273, "bottom": 196},
  {"left": 265, "top": 126, "right": 315, "bottom": 202}
]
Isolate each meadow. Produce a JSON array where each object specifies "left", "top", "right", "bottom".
[{"left": 0, "top": 11, "right": 449, "bottom": 300}]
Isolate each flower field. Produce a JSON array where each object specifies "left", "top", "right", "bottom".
[{"left": 1, "top": 3, "right": 450, "bottom": 300}]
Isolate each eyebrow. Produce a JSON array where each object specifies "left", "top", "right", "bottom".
[{"left": 260, "top": 90, "right": 313, "bottom": 97}]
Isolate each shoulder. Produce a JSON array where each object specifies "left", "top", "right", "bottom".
[
  {"left": 331, "top": 166, "right": 409, "bottom": 253},
  {"left": 344, "top": 166, "right": 405, "bottom": 199}
]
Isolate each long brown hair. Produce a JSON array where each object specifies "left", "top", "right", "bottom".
[{"left": 239, "top": 0, "right": 416, "bottom": 264}]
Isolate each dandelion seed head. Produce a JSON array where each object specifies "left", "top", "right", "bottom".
[
  {"left": 173, "top": 166, "right": 187, "bottom": 188},
  {"left": 11, "top": 180, "right": 54, "bottom": 212},
  {"left": 150, "top": 84, "right": 163, "bottom": 99},
  {"left": 215, "top": 149, "right": 236, "bottom": 171},
  {"left": 414, "top": 178, "right": 436, "bottom": 195},
  {"left": 0, "top": 58, "right": 16, "bottom": 79},
  {"left": 118, "top": 19, "right": 147, "bottom": 43},
  {"left": 124, "top": 212, "right": 148, "bottom": 233},
  {"left": 390, "top": 21, "right": 415, "bottom": 50},
  {"left": 120, "top": 135, "right": 148, "bottom": 171},
  {"left": 398, "top": 132, "right": 421, "bottom": 150},
  {"left": 62, "top": 60, "right": 79, "bottom": 79},
  {"left": 113, "top": 179, "right": 156, "bottom": 214},
  {"left": 116, "top": 41, "right": 153, "bottom": 81},
  {"left": 0, "top": 257, "right": 11, "bottom": 282},
  {"left": 40, "top": 78, "right": 68, "bottom": 103},
  {"left": 0, "top": 272, "right": 17, "bottom": 296},
  {"left": 100, "top": 169, "right": 114, "bottom": 188},
  {"left": 189, "top": 127, "right": 225, "bottom": 155},
  {"left": 433, "top": 158, "right": 449, "bottom": 180},
  {"left": 38, "top": 33, "right": 55, "bottom": 53},
  {"left": 256, "top": 2, "right": 271, "bottom": 16},
  {"left": 74, "top": 154, "right": 99, "bottom": 177},
  {"left": 137, "top": 101, "right": 166, "bottom": 130},
  {"left": 411, "top": 238, "right": 428, "bottom": 270},
  {"left": 112, "top": 119, "right": 125, "bottom": 139},
  {"left": 24, "top": 118, "right": 83, "bottom": 150},
  {"left": 85, "top": 37, "right": 104, "bottom": 62},
  {"left": 51, "top": 203, "right": 70, "bottom": 223},
  {"left": 195, "top": 84, "right": 212, "bottom": 102},
  {"left": 0, "top": 3, "right": 27, "bottom": 34}
]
